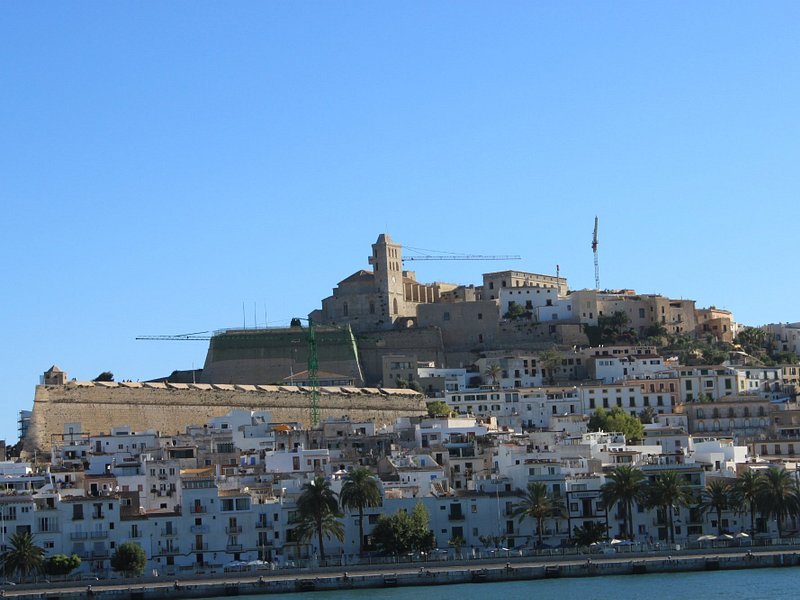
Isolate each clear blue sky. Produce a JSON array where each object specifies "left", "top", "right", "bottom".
[{"left": 2, "top": 3, "right": 799, "bottom": 443}]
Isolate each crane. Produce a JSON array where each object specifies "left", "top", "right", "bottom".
[
  {"left": 137, "top": 321, "right": 359, "bottom": 429},
  {"left": 135, "top": 332, "right": 212, "bottom": 341},
  {"left": 402, "top": 254, "right": 521, "bottom": 262},
  {"left": 402, "top": 245, "right": 520, "bottom": 262},
  {"left": 592, "top": 216, "right": 600, "bottom": 290}
]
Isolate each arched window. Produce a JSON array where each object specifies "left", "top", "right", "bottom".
[{"left": 393, "top": 298, "right": 398, "bottom": 314}]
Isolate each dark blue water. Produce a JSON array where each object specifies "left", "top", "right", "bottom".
[{"left": 213, "top": 568, "right": 798, "bottom": 600}]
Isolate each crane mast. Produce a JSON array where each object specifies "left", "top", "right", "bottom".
[{"left": 592, "top": 216, "right": 600, "bottom": 290}]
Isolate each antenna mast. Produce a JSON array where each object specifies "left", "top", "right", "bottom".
[{"left": 592, "top": 216, "right": 600, "bottom": 290}]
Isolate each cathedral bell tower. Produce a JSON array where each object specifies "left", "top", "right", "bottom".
[{"left": 368, "top": 233, "right": 405, "bottom": 325}]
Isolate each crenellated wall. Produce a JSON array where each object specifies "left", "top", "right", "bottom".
[{"left": 24, "top": 381, "right": 426, "bottom": 453}]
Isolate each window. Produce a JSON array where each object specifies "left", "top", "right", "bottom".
[{"left": 443, "top": 312, "right": 451, "bottom": 321}]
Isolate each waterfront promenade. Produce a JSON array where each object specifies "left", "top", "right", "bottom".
[{"left": 3, "top": 545, "right": 800, "bottom": 599}]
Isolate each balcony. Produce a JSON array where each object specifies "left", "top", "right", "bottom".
[
  {"left": 70, "top": 532, "right": 89, "bottom": 540},
  {"left": 255, "top": 521, "right": 271, "bottom": 530},
  {"left": 190, "top": 525, "right": 209, "bottom": 534},
  {"left": 447, "top": 513, "right": 465, "bottom": 522},
  {"left": 191, "top": 543, "right": 208, "bottom": 551},
  {"left": 91, "top": 551, "right": 109, "bottom": 560},
  {"left": 163, "top": 546, "right": 181, "bottom": 554},
  {"left": 90, "top": 531, "right": 109, "bottom": 539},
  {"left": 161, "top": 528, "right": 177, "bottom": 537},
  {"left": 226, "top": 525, "right": 243, "bottom": 534},
  {"left": 226, "top": 544, "right": 243, "bottom": 552},
  {"left": 190, "top": 505, "right": 207, "bottom": 514}
]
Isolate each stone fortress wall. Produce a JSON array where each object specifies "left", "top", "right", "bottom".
[{"left": 24, "top": 381, "right": 426, "bottom": 453}]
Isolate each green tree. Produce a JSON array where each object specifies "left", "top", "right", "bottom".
[
  {"left": 110, "top": 542, "right": 146, "bottom": 577},
  {"left": 756, "top": 467, "right": 800, "bottom": 538},
  {"left": 697, "top": 479, "right": 732, "bottom": 536},
  {"left": 600, "top": 465, "right": 646, "bottom": 540},
  {"left": 426, "top": 401, "right": 451, "bottom": 418},
  {"left": 538, "top": 350, "right": 562, "bottom": 385},
  {"left": 43, "top": 553, "right": 81, "bottom": 578},
  {"left": 572, "top": 521, "right": 607, "bottom": 547},
  {"left": 484, "top": 363, "right": 502, "bottom": 385},
  {"left": 773, "top": 351, "right": 800, "bottom": 364},
  {"left": 340, "top": 467, "right": 382, "bottom": 555},
  {"left": 588, "top": 407, "right": 644, "bottom": 443},
  {"left": 504, "top": 303, "right": 527, "bottom": 320},
  {"left": 644, "top": 322, "right": 668, "bottom": 343},
  {"left": 371, "top": 503, "right": 434, "bottom": 555},
  {"left": 645, "top": 471, "right": 694, "bottom": 544},
  {"left": 0, "top": 531, "right": 44, "bottom": 581},
  {"left": 409, "top": 503, "right": 435, "bottom": 552},
  {"left": 732, "top": 470, "right": 763, "bottom": 536},
  {"left": 296, "top": 476, "right": 344, "bottom": 560},
  {"left": 513, "top": 482, "right": 564, "bottom": 546},
  {"left": 372, "top": 511, "right": 414, "bottom": 555},
  {"left": 93, "top": 371, "right": 114, "bottom": 382},
  {"left": 638, "top": 406, "right": 656, "bottom": 424}
]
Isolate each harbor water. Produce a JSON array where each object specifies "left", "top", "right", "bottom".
[{"left": 204, "top": 567, "right": 799, "bottom": 600}]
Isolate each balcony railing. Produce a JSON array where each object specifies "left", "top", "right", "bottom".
[
  {"left": 190, "top": 525, "right": 209, "bottom": 534},
  {"left": 226, "top": 544, "right": 243, "bottom": 552},
  {"left": 255, "top": 521, "right": 271, "bottom": 530},
  {"left": 70, "top": 532, "right": 88, "bottom": 540},
  {"left": 161, "top": 528, "right": 177, "bottom": 537},
  {"left": 190, "top": 506, "right": 207, "bottom": 514},
  {"left": 163, "top": 546, "right": 180, "bottom": 554},
  {"left": 226, "top": 525, "right": 243, "bottom": 534},
  {"left": 191, "top": 543, "right": 208, "bottom": 552},
  {"left": 90, "top": 531, "right": 109, "bottom": 539},
  {"left": 448, "top": 514, "right": 465, "bottom": 522}
]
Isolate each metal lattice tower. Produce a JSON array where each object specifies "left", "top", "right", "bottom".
[
  {"left": 592, "top": 216, "right": 600, "bottom": 290},
  {"left": 307, "top": 319, "right": 320, "bottom": 427}
]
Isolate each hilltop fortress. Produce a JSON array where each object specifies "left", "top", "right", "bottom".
[{"left": 177, "top": 234, "right": 732, "bottom": 389}]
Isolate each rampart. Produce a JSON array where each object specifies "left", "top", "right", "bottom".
[{"left": 24, "top": 381, "right": 426, "bottom": 453}]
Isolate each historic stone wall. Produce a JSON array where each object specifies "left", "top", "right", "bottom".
[{"left": 24, "top": 381, "right": 426, "bottom": 453}]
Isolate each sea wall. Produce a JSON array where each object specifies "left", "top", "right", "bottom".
[
  {"left": 5, "top": 549, "right": 799, "bottom": 599},
  {"left": 24, "top": 382, "right": 426, "bottom": 453}
]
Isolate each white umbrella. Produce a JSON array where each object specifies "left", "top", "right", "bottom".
[
  {"left": 609, "top": 538, "right": 623, "bottom": 545},
  {"left": 735, "top": 532, "right": 750, "bottom": 538},
  {"left": 720, "top": 534, "right": 734, "bottom": 540},
  {"left": 697, "top": 534, "right": 717, "bottom": 541}
]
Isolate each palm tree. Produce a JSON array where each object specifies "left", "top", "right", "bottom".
[
  {"left": 732, "top": 470, "right": 763, "bottom": 536},
  {"left": 600, "top": 465, "right": 646, "bottom": 540},
  {"left": 646, "top": 471, "right": 694, "bottom": 545},
  {"left": 296, "top": 476, "right": 344, "bottom": 561},
  {"left": 513, "top": 482, "right": 563, "bottom": 546},
  {"left": 340, "top": 467, "right": 382, "bottom": 555},
  {"left": 697, "top": 479, "right": 732, "bottom": 536},
  {"left": 756, "top": 467, "right": 800, "bottom": 538},
  {"left": 0, "top": 531, "right": 45, "bottom": 581},
  {"left": 538, "top": 350, "right": 562, "bottom": 385},
  {"left": 295, "top": 511, "right": 344, "bottom": 561},
  {"left": 484, "top": 363, "right": 502, "bottom": 386}
]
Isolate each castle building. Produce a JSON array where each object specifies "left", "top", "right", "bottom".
[{"left": 309, "top": 234, "right": 456, "bottom": 332}]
